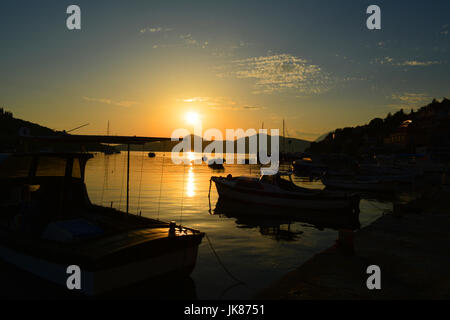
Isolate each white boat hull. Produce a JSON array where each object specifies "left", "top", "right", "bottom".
[{"left": 213, "top": 178, "right": 357, "bottom": 211}]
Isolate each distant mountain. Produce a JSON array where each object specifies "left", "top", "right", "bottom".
[
  {"left": 314, "top": 132, "right": 330, "bottom": 143},
  {"left": 118, "top": 133, "right": 310, "bottom": 153}
]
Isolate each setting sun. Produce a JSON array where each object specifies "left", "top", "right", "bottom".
[{"left": 185, "top": 112, "right": 200, "bottom": 126}]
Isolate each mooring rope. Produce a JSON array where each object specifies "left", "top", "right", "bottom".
[
  {"left": 136, "top": 145, "right": 145, "bottom": 215},
  {"left": 179, "top": 162, "right": 186, "bottom": 225},
  {"left": 208, "top": 178, "right": 213, "bottom": 214},
  {"left": 205, "top": 234, "right": 246, "bottom": 289},
  {"left": 157, "top": 152, "right": 166, "bottom": 221},
  {"left": 118, "top": 152, "right": 127, "bottom": 211},
  {"left": 100, "top": 153, "right": 109, "bottom": 205}
]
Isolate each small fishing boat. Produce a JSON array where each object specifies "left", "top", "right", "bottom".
[
  {"left": 291, "top": 158, "right": 327, "bottom": 177},
  {"left": 210, "top": 172, "right": 360, "bottom": 213},
  {"left": 0, "top": 135, "right": 204, "bottom": 296},
  {"left": 208, "top": 158, "right": 225, "bottom": 170},
  {"left": 208, "top": 163, "right": 224, "bottom": 170}
]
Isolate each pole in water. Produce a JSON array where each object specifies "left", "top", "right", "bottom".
[{"left": 126, "top": 143, "right": 130, "bottom": 214}]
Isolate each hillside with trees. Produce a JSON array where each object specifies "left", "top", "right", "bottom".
[
  {"left": 307, "top": 98, "right": 450, "bottom": 157},
  {"left": 0, "top": 108, "right": 108, "bottom": 152}
]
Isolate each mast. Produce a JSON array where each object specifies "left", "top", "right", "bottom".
[{"left": 126, "top": 143, "right": 130, "bottom": 215}]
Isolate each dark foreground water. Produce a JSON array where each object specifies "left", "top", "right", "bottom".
[{"left": 81, "top": 152, "right": 390, "bottom": 299}]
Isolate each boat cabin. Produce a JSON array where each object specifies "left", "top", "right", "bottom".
[
  {"left": 260, "top": 172, "right": 293, "bottom": 183},
  {"left": 259, "top": 172, "right": 301, "bottom": 191},
  {"left": 0, "top": 153, "right": 94, "bottom": 236}
]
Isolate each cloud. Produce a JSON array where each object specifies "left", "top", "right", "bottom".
[
  {"left": 140, "top": 28, "right": 245, "bottom": 53},
  {"left": 139, "top": 26, "right": 173, "bottom": 34},
  {"left": 217, "top": 54, "right": 330, "bottom": 94},
  {"left": 179, "top": 34, "right": 208, "bottom": 48},
  {"left": 144, "top": 30, "right": 208, "bottom": 49},
  {"left": 388, "top": 93, "right": 431, "bottom": 109},
  {"left": 374, "top": 56, "right": 394, "bottom": 65},
  {"left": 178, "top": 96, "right": 262, "bottom": 111},
  {"left": 179, "top": 97, "right": 208, "bottom": 103},
  {"left": 372, "top": 57, "right": 443, "bottom": 67},
  {"left": 212, "top": 40, "right": 248, "bottom": 57},
  {"left": 83, "top": 97, "right": 137, "bottom": 108},
  {"left": 397, "top": 60, "right": 441, "bottom": 67}
]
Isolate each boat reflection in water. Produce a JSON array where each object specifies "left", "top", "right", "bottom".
[{"left": 211, "top": 196, "right": 361, "bottom": 242}]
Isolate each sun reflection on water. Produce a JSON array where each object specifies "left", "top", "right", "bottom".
[{"left": 186, "top": 166, "right": 195, "bottom": 197}]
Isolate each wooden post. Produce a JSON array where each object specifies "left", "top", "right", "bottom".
[{"left": 126, "top": 143, "right": 130, "bottom": 215}]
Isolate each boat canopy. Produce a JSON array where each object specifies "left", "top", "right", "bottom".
[
  {"left": 266, "top": 170, "right": 293, "bottom": 176},
  {"left": 259, "top": 171, "right": 294, "bottom": 184},
  {"left": 18, "top": 134, "right": 171, "bottom": 215},
  {"left": 0, "top": 153, "right": 93, "bottom": 180}
]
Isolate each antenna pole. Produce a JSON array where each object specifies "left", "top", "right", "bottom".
[{"left": 66, "top": 123, "right": 90, "bottom": 133}]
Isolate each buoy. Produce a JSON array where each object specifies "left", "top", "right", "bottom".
[{"left": 168, "top": 221, "right": 176, "bottom": 237}]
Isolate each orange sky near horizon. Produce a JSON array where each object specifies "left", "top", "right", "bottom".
[{"left": 2, "top": 2, "right": 449, "bottom": 142}]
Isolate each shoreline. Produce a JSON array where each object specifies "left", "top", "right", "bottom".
[{"left": 256, "top": 192, "right": 450, "bottom": 299}]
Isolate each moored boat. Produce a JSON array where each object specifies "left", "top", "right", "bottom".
[
  {"left": 211, "top": 172, "right": 360, "bottom": 213},
  {"left": 291, "top": 158, "right": 327, "bottom": 177},
  {"left": 208, "top": 158, "right": 225, "bottom": 170},
  {"left": 0, "top": 150, "right": 204, "bottom": 296}
]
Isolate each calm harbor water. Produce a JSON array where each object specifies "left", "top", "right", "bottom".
[{"left": 84, "top": 152, "right": 391, "bottom": 299}]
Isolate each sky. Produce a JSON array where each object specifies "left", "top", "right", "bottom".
[{"left": 0, "top": 0, "right": 449, "bottom": 141}]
